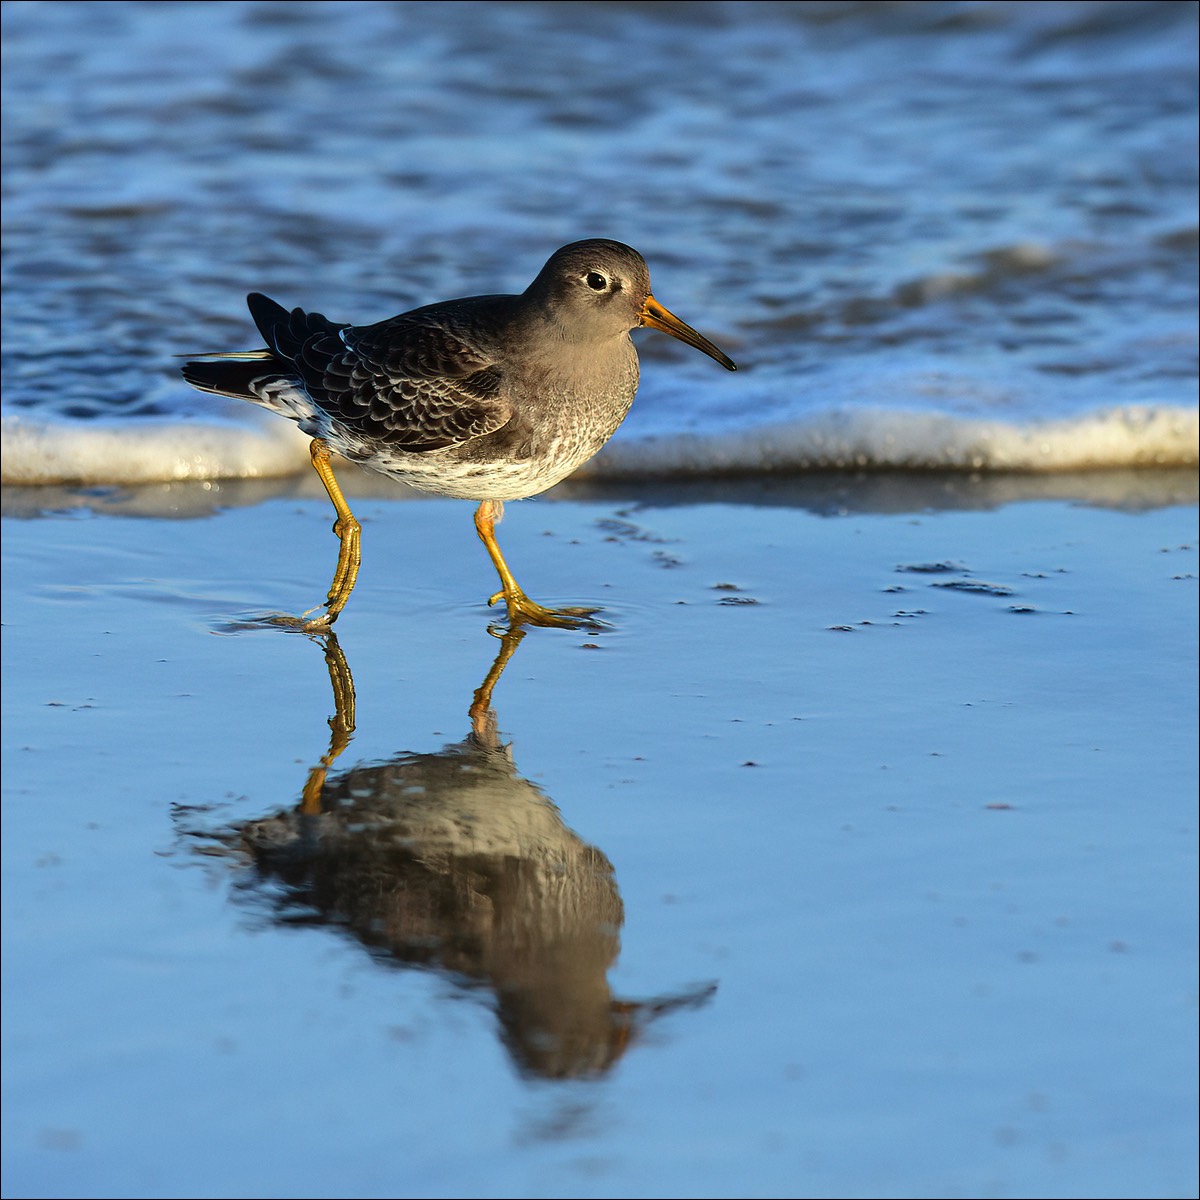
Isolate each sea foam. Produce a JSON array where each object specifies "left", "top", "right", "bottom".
[{"left": 3, "top": 402, "right": 1194, "bottom": 488}]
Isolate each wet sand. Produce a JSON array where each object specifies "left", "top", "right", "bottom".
[{"left": 2, "top": 471, "right": 1197, "bottom": 1200}]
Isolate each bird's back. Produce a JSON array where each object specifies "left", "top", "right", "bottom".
[{"left": 183, "top": 287, "right": 640, "bottom": 500}]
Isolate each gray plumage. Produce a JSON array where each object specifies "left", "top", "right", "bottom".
[{"left": 183, "top": 239, "right": 733, "bottom": 501}]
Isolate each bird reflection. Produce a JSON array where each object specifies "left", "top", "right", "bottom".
[{"left": 218, "top": 630, "right": 714, "bottom": 1080}]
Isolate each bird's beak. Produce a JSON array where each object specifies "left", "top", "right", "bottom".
[{"left": 639, "top": 295, "right": 737, "bottom": 371}]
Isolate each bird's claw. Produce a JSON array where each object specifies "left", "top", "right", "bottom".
[{"left": 487, "top": 588, "right": 607, "bottom": 631}]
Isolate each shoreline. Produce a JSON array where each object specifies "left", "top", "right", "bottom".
[
  {"left": 3, "top": 475, "right": 1196, "bottom": 1199},
  {"left": 3, "top": 462, "right": 1197, "bottom": 523}
]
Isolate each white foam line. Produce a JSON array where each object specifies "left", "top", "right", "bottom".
[
  {"left": 588, "top": 405, "right": 1199, "bottom": 476},
  {"left": 1, "top": 412, "right": 311, "bottom": 486},
  {"left": 2, "top": 404, "right": 1196, "bottom": 487}
]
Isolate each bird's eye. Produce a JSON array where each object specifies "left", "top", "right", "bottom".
[{"left": 585, "top": 271, "right": 608, "bottom": 291}]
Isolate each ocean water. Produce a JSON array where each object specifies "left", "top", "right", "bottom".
[
  {"left": 3, "top": 9, "right": 1199, "bottom": 1197},
  {"left": 2, "top": 0, "right": 1196, "bottom": 486}
]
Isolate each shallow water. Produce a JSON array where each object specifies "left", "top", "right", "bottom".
[
  {"left": 2, "top": 485, "right": 1198, "bottom": 1198},
  {"left": 2, "top": 4, "right": 1198, "bottom": 1197},
  {"left": 2, "top": 0, "right": 1197, "bottom": 480}
]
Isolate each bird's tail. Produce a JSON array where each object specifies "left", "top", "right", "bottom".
[
  {"left": 180, "top": 352, "right": 278, "bottom": 400},
  {"left": 181, "top": 294, "right": 297, "bottom": 399},
  {"left": 180, "top": 293, "right": 344, "bottom": 399}
]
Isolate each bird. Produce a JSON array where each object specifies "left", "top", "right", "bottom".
[{"left": 181, "top": 239, "right": 737, "bottom": 630}]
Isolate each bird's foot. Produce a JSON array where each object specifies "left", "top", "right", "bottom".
[
  {"left": 487, "top": 588, "right": 608, "bottom": 632},
  {"left": 214, "top": 608, "right": 340, "bottom": 636},
  {"left": 271, "top": 604, "right": 340, "bottom": 634}
]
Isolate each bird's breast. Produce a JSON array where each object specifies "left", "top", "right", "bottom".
[{"left": 338, "top": 335, "right": 640, "bottom": 501}]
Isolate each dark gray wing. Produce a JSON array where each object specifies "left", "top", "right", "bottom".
[{"left": 249, "top": 294, "right": 513, "bottom": 452}]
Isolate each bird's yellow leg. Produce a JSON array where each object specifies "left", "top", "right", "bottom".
[
  {"left": 468, "top": 626, "right": 525, "bottom": 741},
  {"left": 473, "top": 499, "right": 602, "bottom": 630},
  {"left": 300, "top": 632, "right": 357, "bottom": 814},
  {"left": 302, "top": 438, "right": 362, "bottom": 628}
]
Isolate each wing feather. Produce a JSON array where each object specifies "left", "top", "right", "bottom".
[{"left": 251, "top": 296, "right": 513, "bottom": 452}]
